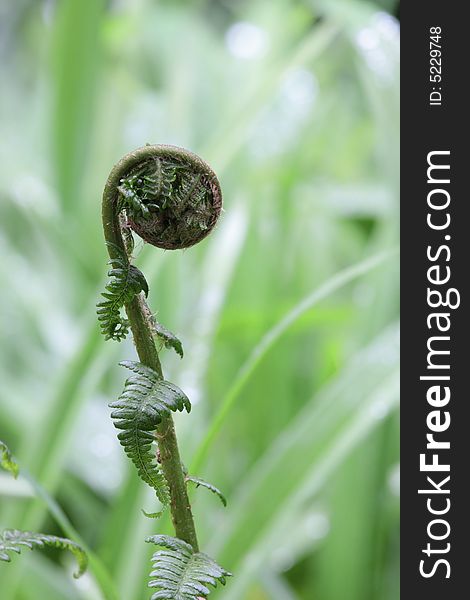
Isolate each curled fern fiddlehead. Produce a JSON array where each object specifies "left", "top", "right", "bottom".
[
  {"left": 100, "top": 145, "right": 230, "bottom": 598},
  {"left": 151, "top": 319, "right": 184, "bottom": 358},
  {"left": 108, "top": 145, "right": 222, "bottom": 250}
]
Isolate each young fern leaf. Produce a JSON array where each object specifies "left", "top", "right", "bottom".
[
  {"left": 143, "top": 157, "right": 178, "bottom": 208},
  {"left": 97, "top": 248, "right": 149, "bottom": 341},
  {"left": 142, "top": 508, "right": 165, "bottom": 520},
  {"left": 172, "top": 174, "right": 213, "bottom": 236},
  {"left": 0, "top": 440, "right": 19, "bottom": 479},
  {"left": 146, "top": 535, "right": 231, "bottom": 600},
  {"left": 0, "top": 529, "right": 88, "bottom": 578},
  {"left": 185, "top": 476, "right": 227, "bottom": 507},
  {"left": 109, "top": 361, "right": 191, "bottom": 505},
  {"left": 118, "top": 158, "right": 177, "bottom": 218},
  {"left": 152, "top": 320, "right": 184, "bottom": 358},
  {"left": 118, "top": 177, "right": 152, "bottom": 219}
]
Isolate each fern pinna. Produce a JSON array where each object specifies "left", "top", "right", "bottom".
[
  {"left": 97, "top": 244, "right": 149, "bottom": 341},
  {"left": 99, "top": 145, "right": 230, "bottom": 599},
  {"left": 110, "top": 360, "right": 191, "bottom": 505},
  {"left": 0, "top": 530, "right": 87, "bottom": 579},
  {"left": 0, "top": 440, "right": 19, "bottom": 479},
  {"left": 146, "top": 535, "right": 231, "bottom": 600}
]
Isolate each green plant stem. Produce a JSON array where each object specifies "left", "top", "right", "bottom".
[{"left": 102, "top": 161, "right": 199, "bottom": 552}]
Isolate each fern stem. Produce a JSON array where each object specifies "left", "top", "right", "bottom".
[{"left": 102, "top": 153, "right": 199, "bottom": 551}]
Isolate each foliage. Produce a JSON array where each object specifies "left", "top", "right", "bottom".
[
  {"left": 0, "top": 529, "right": 87, "bottom": 579},
  {"left": 0, "top": 441, "right": 88, "bottom": 582},
  {"left": 109, "top": 361, "right": 191, "bottom": 505},
  {"left": 185, "top": 476, "right": 227, "bottom": 507},
  {"left": 97, "top": 246, "right": 149, "bottom": 341},
  {"left": 151, "top": 321, "right": 184, "bottom": 359},
  {"left": 0, "top": 441, "right": 19, "bottom": 479},
  {"left": 0, "top": 0, "right": 399, "bottom": 598},
  {"left": 118, "top": 159, "right": 177, "bottom": 219},
  {"left": 146, "top": 535, "right": 231, "bottom": 600}
]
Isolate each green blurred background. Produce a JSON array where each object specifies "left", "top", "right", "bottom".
[{"left": 0, "top": 0, "right": 399, "bottom": 598}]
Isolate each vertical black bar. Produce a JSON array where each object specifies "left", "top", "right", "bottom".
[{"left": 401, "top": 3, "right": 468, "bottom": 598}]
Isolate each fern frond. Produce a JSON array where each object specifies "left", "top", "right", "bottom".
[
  {"left": 0, "top": 440, "right": 19, "bottom": 478},
  {"left": 109, "top": 361, "right": 191, "bottom": 504},
  {"left": 97, "top": 251, "right": 149, "bottom": 341},
  {"left": 185, "top": 476, "right": 226, "bottom": 507},
  {"left": 152, "top": 320, "right": 184, "bottom": 358},
  {"left": 143, "top": 158, "right": 177, "bottom": 208},
  {"left": 172, "top": 173, "right": 205, "bottom": 212},
  {"left": 0, "top": 529, "right": 87, "bottom": 578},
  {"left": 146, "top": 535, "right": 231, "bottom": 600},
  {"left": 175, "top": 174, "right": 213, "bottom": 234},
  {"left": 118, "top": 158, "right": 177, "bottom": 217}
]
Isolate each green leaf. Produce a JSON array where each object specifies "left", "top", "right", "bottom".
[
  {"left": 142, "top": 509, "right": 165, "bottom": 520},
  {"left": 0, "top": 440, "right": 19, "bottom": 479},
  {"left": 118, "top": 158, "right": 177, "bottom": 218},
  {"left": 146, "top": 535, "right": 231, "bottom": 600},
  {"left": 152, "top": 321, "right": 184, "bottom": 358},
  {"left": 0, "top": 529, "right": 88, "bottom": 579},
  {"left": 185, "top": 476, "right": 226, "bottom": 507},
  {"left": 96, "top": 250, "right": 149, "bottom": 342},
  {"left": 109, "top": 361, "right": 191, "bottom": 505},
  {"left": 141, "top": 157, "right": 177, "bottom": 206}
]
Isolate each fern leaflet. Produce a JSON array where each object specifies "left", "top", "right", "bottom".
[
  {"left": 97, "top": 249, "right": 149, "bottom": 341},
  {"left": 146, "top": 535, "right": 231, "bottom": 600},
  {"left": 0, "top": 440, "right": 19, "bottom": 479},
  {"left": 109, "top": 361, "right": 191, "bottom": 505},
  {"left": 118, "top": 158, "right": 177, "bottom": 217},
  {"left": 118, "top": 177, "right": 152, "bottom": 218},
  {"left": 144, "top": 158, "right": 178, "bottom": 208},
  {"left": 174, "top": 173, "right": 205, "bottom": 211},
  {"left": 185, "top": 476, "right": 226, "bottom": 507},
  {"left": 0, "top": 529, "right": 88, "bottom": 578},
  {"left": 151, "top": 320, "right": 184, "bottom": 358},
  {"left": 142, "top": 508, "right": 165, "bottom": 520}
]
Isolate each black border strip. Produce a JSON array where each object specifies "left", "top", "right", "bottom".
[{"left": 401, "top": 3, "right": 467, "bottom": 597}]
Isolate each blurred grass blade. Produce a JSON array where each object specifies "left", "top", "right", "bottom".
[
  {"left": 204, "top": 20, "right": 339, "bottom": 172},
  {"left": 208, "top": 325, "right": 399, "bottom": 597},
  {"left": 52, "top": 0, "right": 105, "bottom": 209},
  {"left": 191, "top": 249, "right": 397, "bottom": 473}
]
